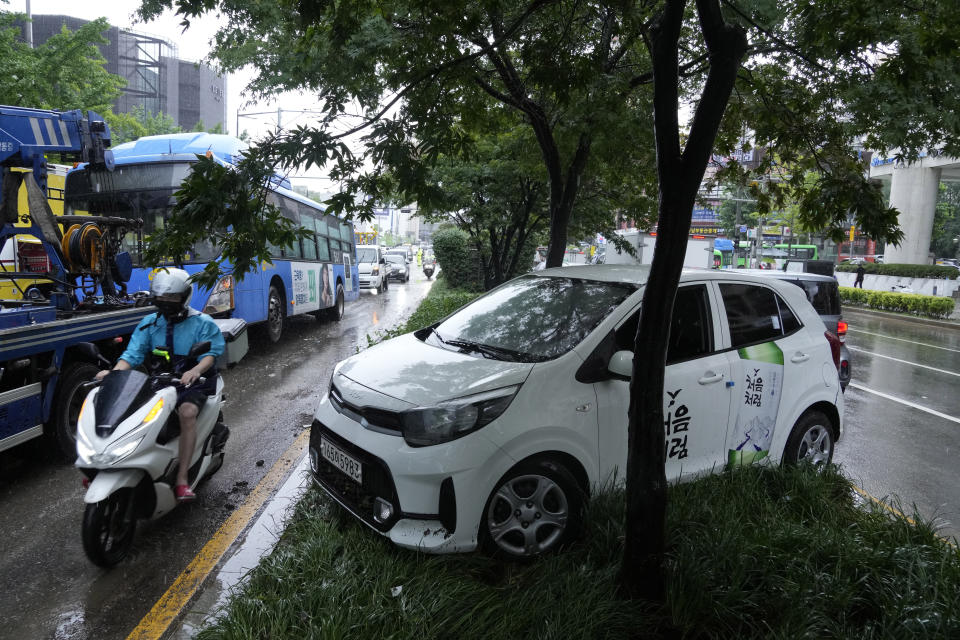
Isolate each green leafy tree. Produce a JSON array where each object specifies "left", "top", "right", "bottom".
[
  {"left": 142, "top": 139, "right": 310, "bottom": 289},
  {"left": 0, "top": 11, "right": 124, "bottom": 112},
  {"left": 140, "top": 0, "right": 960, "bottom": 600},
  {"left": 104, "top": 105, "right": 182, "bottom": 144}
]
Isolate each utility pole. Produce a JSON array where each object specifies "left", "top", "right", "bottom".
[{"left": 25, "top": 0, "right": 33, "bottom": 48}]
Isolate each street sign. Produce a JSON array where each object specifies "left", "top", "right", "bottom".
[
  {"left": 849, "top": 225, "right": 855, "bottom": 242},
  {"left": 739, "top": 225, "right": 747, "bottom": 233}
]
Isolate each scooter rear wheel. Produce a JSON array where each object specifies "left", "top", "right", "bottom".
[{"left": 82, "top": 488, "right": 136, "bottom": 567}]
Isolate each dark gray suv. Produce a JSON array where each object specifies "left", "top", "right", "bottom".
[{"left": 740, "top": 269, "right": 850, "bottom": 390}]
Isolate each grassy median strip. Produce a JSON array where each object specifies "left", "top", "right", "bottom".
[{"left": 196, "top": 464, "right": 960, "bottom": 639}]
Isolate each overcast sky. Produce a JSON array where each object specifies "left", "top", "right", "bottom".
[{"left": 10, "top": 0, "right": 336, "bottom": 189}]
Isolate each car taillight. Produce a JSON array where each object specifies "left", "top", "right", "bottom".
[
  {"left": 824, "top": 331, "right": 842, "bottom": 370},
  {"left": 836, "top": 320, "right": 847, "bottom": 342}
]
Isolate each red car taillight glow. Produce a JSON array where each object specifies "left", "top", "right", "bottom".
[{"left": 824, "top": 331, "right": 842, "bottom": 370}]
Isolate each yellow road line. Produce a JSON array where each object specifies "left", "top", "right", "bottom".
[
  {"left": 850, "top": 482, "right": 957, "bottom": 548},
  {"left": 127, "top": 428, "right": 311, "bottom": 640}
]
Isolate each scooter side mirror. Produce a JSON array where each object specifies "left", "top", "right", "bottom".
[
  {"left": 75, "top": 341, "right": 112, "bottom": 368},
  {"left": 188, "top": 341, "right": 212, "bottom": 359}
]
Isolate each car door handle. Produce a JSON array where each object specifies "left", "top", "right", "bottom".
[
  {"left": 698, "top": 372, "right": 724, "bottom": 385},
  {"left": 791, "top": 352, "right": 810, "bottom": 363}
]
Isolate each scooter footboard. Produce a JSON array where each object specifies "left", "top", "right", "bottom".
[{"left": 84, "top": 469, "right": 145, "bottom": 504}]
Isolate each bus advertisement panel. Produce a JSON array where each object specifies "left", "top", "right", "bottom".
[{"left": 64, "top": 133, "right": 359, "bottom": 342}]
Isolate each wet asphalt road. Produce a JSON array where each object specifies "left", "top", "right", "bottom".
[
  {"left": 834, "top": 309, "right": 960, "bottom": 542},
  {"left": 0, "top": 272, "right": 435, "bottom": 639}
]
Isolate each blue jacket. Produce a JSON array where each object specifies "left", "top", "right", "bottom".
[{"left": 120, "top": 310, "right": 225, "bottom": 368}]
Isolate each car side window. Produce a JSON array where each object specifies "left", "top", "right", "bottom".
[
  {"left": 777, "top": 295, "right": 802, "bottom": 334},
  {"left": 720, "top": 283, "right": 784, "bottom": 348},
  {"left": 613, "top": 285, "right": 714, "bottom": 363}
]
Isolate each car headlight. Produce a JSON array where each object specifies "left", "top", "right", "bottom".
[
  {"left": 203, "top": 275, "right": 235, "bottom": 314},
  {"left": 401, "top": 385, "right": 518, "bottom": 447},
  {"left": 371, "top": 265, "right": 380, "bottom": 274}
]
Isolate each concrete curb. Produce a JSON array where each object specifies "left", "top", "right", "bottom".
[{"left": 171, "top": 453, "right": 311, "bottom": 639}]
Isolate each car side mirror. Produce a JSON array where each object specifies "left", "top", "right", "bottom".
[
  {"left": 608, "top": 350, "right": 633, "bottom": 381},
  {"left": 188, "top": 341, "right": 212, "bottom": 358}
]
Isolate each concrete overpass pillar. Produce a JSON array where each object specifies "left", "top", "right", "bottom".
[{"left": 885, "top": 165, "right": 941, "bottom": 264}]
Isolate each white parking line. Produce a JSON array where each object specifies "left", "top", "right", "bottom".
[
  {"left": 846, "top": 346, "right": 960, "bottom": 378},
  {"left": 847, "top": 328, "right": 960, "bottom": 354},
  {"left": 849, "top": 382, "right": 960, "bottom": 425}
]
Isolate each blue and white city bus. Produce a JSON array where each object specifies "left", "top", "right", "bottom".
[{"left": 63, "top": 133, "right": 359, "bottom": 342}]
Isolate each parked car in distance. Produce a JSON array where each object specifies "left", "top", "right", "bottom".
[
  {"left": 356, "top": 244, "right": 388, "bottom": 293},
  {"left": 739, "top": 269, "right": 850, "bottom": 391},
  {"left": 384, "top": 254, "right": 410, "bottom": 282},
  {"left": 309, "top": 266, "right": 844, "bottom": 559}
]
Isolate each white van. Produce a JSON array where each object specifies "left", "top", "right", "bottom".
[{"left": 356, "top": 245, "right": 388, "bottom": 293}]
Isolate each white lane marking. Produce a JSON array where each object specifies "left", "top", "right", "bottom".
[
  {"left": 849, "top": 382, "right": 960, "bottom": 425},
  {"left": 848, "top": 328, "right": 960, "bottom": 354},
  {"left": 847, "top": 346, "right": 960, "bottom": 378}
]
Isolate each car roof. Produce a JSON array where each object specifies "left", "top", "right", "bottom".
[
  {"left": 734, "top": 268, "right": 837, "bottom": 283},
  {"left": 535, "top": 264, "right": 816, "bottom": 287}
]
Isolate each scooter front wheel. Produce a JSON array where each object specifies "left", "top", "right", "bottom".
[{"left": 82, "top": 488, "right": 136, "bottom": 567}]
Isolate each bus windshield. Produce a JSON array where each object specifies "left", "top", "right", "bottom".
[{"left": 64, "top": 162, "right": 220, "bottom": 264}]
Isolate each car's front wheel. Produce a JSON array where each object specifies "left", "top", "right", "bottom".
[
  {"left": 480, "top": 459, "right": 584, "bottom": 559},
  {"left": 782, "top": 410, "right": 834, "bottom": 468}
]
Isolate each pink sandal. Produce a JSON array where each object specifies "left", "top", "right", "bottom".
[{"left": 174, "top": 484, "right": 196, "bottom": 502}]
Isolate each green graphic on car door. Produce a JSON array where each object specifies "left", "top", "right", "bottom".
[{"left": 728, "top": 341, "right": 783, "bottom": 467}]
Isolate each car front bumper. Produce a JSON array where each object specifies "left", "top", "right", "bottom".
[{"left": 308, "top": 394, "right": 504, "bottom": 553}]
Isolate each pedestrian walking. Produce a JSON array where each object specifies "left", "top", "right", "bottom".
[{"left": 854, "top": 263, "right": 865, "bottom": 288}]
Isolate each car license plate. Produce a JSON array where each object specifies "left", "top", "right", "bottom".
[{"left": 320, "top": 437, "right": 362, "bottom": 484}]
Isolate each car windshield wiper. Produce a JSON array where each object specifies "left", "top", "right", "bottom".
[{"left": 444, "top": 339, "right": 523, "bottom": 362}]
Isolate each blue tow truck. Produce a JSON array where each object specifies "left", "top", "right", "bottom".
[{"left": 0, "top": 105, "right": 154, "bottom": 458}]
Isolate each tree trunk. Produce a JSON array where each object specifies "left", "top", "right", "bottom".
[{"left": 619, "top": 0, "right": 747, "bottom": 601}]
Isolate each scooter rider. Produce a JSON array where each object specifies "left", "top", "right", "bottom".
[{"left": 95, "top": 268, "right": 224, "bottom": 502}]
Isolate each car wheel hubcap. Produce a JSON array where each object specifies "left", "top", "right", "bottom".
[
  {"left": 487, "top": 474, "right": 568, "bottom": 556},
  {"left": 797, "top": 424, "right": 832, "bottom": 467}
]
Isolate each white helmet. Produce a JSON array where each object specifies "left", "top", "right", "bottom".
[{"left": 150, "top": 268, "right": 194, "bottom": 322}]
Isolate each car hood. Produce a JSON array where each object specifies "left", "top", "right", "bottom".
[
  {"left": 358, "top": 262, "right": 375, "bottom": 274},
  {"left": 338, "top": 333, "right": 535, "bottom": 407}
]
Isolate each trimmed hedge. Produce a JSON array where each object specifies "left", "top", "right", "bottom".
[
  {"left": 836, "top": 263, "right": 959, "bottom": 280},
  {"left": 840, "top": 286, "right": 956, "bottom": 318},
  {"left": 432, "top": 228, "right": 483, "bottom": 291}
]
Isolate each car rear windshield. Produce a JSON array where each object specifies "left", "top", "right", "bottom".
[
  {"left": 434, "top": 275, "right": 637, "bottom": 362},
  {"left": 792, "top": 280, "right": 840, "bottom": 316}
]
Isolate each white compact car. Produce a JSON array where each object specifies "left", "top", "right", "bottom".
[{"left": 309, "top": 266, "right": 844, "bottom": 558}]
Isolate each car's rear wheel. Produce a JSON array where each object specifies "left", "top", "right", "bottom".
[
  {"left": 782, "top": 410, "right": 834, "bottom": 468},
  {"left": 480, "top": 459, "right": 584, "bottom": 559}
]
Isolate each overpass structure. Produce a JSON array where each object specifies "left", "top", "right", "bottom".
[{"left": 870, "top": 153, "right": 960, "bottom": 264}]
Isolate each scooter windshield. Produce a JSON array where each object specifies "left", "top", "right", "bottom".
[{"left": 93, "top": 369, "right": 156, "bottom": 437}]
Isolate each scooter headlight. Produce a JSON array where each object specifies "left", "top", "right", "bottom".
[{"left": 76, "top": 429, "right": 96, "bottom": 464}]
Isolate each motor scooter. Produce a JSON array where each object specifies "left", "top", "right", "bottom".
[
  {"left": 423, "top": 260, "right": 435, "bottom": 280},
  {"left": 74, "top": 341, "right": 230, "bottom": 567}
]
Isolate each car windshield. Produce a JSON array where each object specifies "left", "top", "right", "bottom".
[
  {"left": 385, "top": 255, "right": 405, "bottom": 264},
  {"left": 432, "top": 274, "right": 637, "bottom": 362},
  {"left": 356, "top": 248, "right": 379, "bottom": 263}
]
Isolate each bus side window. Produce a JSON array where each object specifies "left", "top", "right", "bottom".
[
  {"left": 302, "top": 232, "right": 318, "bottom": 260},
  {"left": 317, "top": 235, "right": 331, "bottom": 262}
]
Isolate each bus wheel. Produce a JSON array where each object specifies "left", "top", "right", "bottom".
[
  {"left": 52, "top": 361, "right": 100, "bottom": 461},
  {"left": 267, "top": 285, "right": 285, "bottom": 343},
  {"left": 325, "top": 284, "right": 345, "bottom": 321}
]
